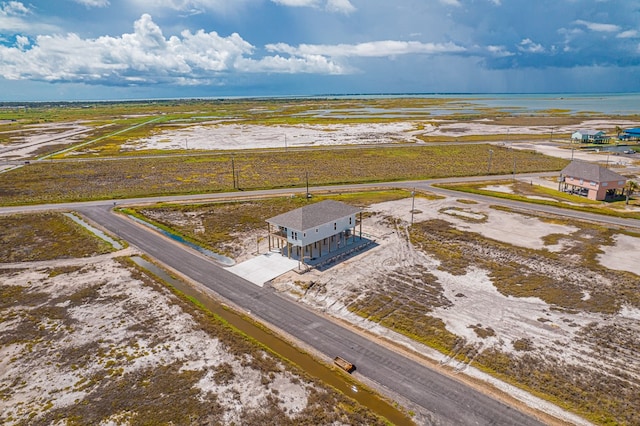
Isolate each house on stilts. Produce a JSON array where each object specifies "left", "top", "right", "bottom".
[{"left": 266, "top": 200, "right": 364, "bottom": 268}]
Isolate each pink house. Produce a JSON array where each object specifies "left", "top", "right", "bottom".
[{"left": 559, "top": 161, "right": 627, "bottom": 201}]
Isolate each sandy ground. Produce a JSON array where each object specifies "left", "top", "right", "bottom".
[
  {"left": 0, "top": 251, "right": 350, "bottom": 425},
  {"left": 261, "top": 194, "right": 640, "bottom": 426},
  {"left": 2, "top": 116, "right": 639, "bottom": 163}
]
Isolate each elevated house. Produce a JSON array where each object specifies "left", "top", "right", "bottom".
[
  {"left": 571, "top": 129, "right": 608, "bottom": 143},
  {"left": 620, "top": 128, "right": 640, "bottom": 141},
  {"left": 266, "top": 200, "right": 362, "bottom": 262},
  {"left": 559, "top": 161, "right": 627, "bottom": 201}
]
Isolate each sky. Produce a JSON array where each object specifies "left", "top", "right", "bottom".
[{"left": 0, "top": 0, "right": 639, "bottom": 101}]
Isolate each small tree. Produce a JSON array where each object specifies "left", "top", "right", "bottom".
[
  {"left": 625, "top": 180, "right": 638, "bottom": 205},
  {"left": 615, "top": 125, "right": 623, "bottom": 139}
]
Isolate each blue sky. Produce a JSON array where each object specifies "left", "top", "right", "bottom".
[{"left": 0, "top": 0, "right": 639, "bottom": 101}]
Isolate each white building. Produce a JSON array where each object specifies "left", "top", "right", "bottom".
[
  {"left": 571, "top": 129, "right": 607, "bottom": 143},
  {"left": 266, "top": 200, "right": 362, "bottom": 261}
]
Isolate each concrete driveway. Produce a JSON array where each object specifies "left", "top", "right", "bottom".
[{"left": 226, "top": 251, "right": 299, "bottom": 287}]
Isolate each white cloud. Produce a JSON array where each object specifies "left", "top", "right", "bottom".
[
  {"left": 15, "top": 34, "right": 29, "bottom": 49},
  {"left": 0, "top": 1, "right": 58, "bottom": 34},
  {"left": 271, "top": 0, "right": 319, "bottom": 6},
  {"left": 130, "top": 0, "right": 255, "bottom": 14},
  {"left": 271, "top": 0, "right": 355, "bottom": 13},
  {"left": 617, "top": 30, "right": 638, "bottom": 39},
  {"left": 439, "top": 0, "right": 461, "bottom": 6},
  {"left": 72, "top": 0, "right": 110, "bottom": 7},
  {"left": 0, "top": 14, "right": 255, "bottom": 84},
  {"left": 236, "top": 54, "right": 346, "bottom": 74},
  {"left": 326, "top": 0, "right": 355, "bottom": 14},
  {"left": 267, "top": 40, "right": 466, "bottom": 57},
  {"left": 1, "top": 1, "right": 30, "bottom": 15},
  {"left": 574, "top": 20, "right": 620, "bottom": 33},
  {"left": 517, "top": 38, "right": 545, "bottom": 53},
  {"left": 0, "top": 14, "right": 349, "bottom": 85},
  {"left": 487, "top": 45, "right": 513, "bottom": 57}
]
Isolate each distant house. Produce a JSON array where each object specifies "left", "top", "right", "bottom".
[
  {"left": 266, "top": 200, "right": 362, "bottom": 261},
  {"left": 620, "top": 128, "right": 640, "bottom": 141},
  {"left": 571, "top": 130, "right": 608, "bottom": 143},
  {"left": 559, "top": 161, "right": 627, "bottom": 201}
]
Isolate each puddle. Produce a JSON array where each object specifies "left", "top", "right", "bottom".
[
  {"left": 129, "top": 256, "right": 414, "bottom": 425},
  {"left": 64, "top": 212, "right": 123, "bottom": 250}
]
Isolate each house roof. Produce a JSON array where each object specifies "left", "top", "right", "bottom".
[
  {"left": 560, "top": 160, "right": 626, "bottom": 183},
  {"left": 624, "top": 128, "right": 640, "bottom": 136},
  {"left": 266, "top": 200, "right": 361, "bottom": 232},
  {"left": 572, "top": 129, "right": 605, "bottom": 136}
]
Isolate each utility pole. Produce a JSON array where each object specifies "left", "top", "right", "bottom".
[
  {"left": 305, "top": 171, "right": 310, "bottom": 199},
  {"left": 410, "top": 188, "right": 415, "bottom": 226},
  {"left": 231, "top": 156, "right": 236, "bottom": 189}
]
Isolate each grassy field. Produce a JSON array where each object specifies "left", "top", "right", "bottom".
[
  {"left": 4, "top": 97, "right": 632, "bottom": 158},
  {"left": 0, "top": 212, "right": 115, "bottom": 262},
  {"left": 0, "top": 144, "right": 567, "bottom": 205},
  {"left": 436, "top": 180, "right": 640, "bottom": 220}
]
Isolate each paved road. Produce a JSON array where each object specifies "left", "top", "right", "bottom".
[{"left": 77, "top": 203, "right": 546, "bottom": 426}]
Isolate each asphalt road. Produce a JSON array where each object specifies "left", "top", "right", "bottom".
[{"left": 76, "top": 203, "right": 546, "bottom": 426}]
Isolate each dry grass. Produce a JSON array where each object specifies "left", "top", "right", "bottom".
[
  {"left": 0, "top": 212, "right": 114, "bottom": 262},
  {"left": 0, "top": 145, "right": 567, "bottom": 205}
]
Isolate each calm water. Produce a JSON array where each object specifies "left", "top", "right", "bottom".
[{"left": 316, "top": 93, "right": 640, "bottom": 116}]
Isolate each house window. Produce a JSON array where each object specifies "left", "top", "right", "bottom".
[
  {"left": 316, "top": 228, "right": 318, "bottom": 232},
  {"left": 334, "top": 223, "right": 337, "bottom": 230},
  {"left": 590, "top": 181, "right": 596, "bottom": 186},
  {"left": 579, "top": 179, "right": 584, "bottom": 184},
  {"left": 303, "top": 233, "right": 306, "bottom": 237},
  {"left": 349, "top": 217, "right": 352, "bottom": 225},
  {"left": 619, "top": 181, "right": 625, "bottom": 185},
  {"left": 602, "top": 182, "right": 608, "bottom": 187}
]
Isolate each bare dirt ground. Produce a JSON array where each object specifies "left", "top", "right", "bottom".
[
  {"left": 0, "top": 250, "right": 386, "bottom": 425},
  {"left": 249, "top": 194, "right": 640, "bottom": 426},
  {"left": 118, "top": 118, "right": 640, "bottom": 153},
  {"left": 2, "top": 117, "right": 639, "bottom": 163}
]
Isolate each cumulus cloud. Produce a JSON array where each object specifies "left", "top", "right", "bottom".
[
  {"left": 486, "top": 45, "right": 513, "bottom": 57},
  {"left": 267, "top": 40, "right": 466, "bottom": 57},
  {"left": 517, "top": 38, "right": 545, "bottom": 53},
  {"left": 1, "top": 1, "right": 29, "bottom": 15},
  {"left": 0, "top": 14, "right": 347, "bottom": 85},
  {"left": 0, "top": 1, "right": 58, "bottom": 34}
]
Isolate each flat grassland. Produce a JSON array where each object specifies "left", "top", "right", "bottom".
[{"left": 2, "top": 98, "right": 640, "bottom": 425}]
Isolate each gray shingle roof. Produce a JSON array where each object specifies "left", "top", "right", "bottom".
[
  {"left": 266, "top": 200, "right": 361, "bottom": 232},
  {"left": 561, "top": 160, "right": 626, "bottom": 183}
]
